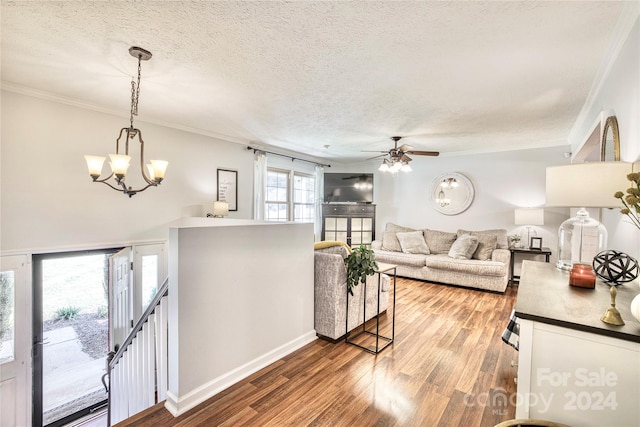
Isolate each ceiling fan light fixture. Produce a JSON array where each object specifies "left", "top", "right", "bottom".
[
  {"left": 379, "top": 159, "right": 390, "bottom": 172},
  {"left": 400, "top": 162, "right": 412, "bottom": 173}
]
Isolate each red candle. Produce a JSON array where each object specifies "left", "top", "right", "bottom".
[{"left": 569, "top": 263, "right": 596, "bottom": 288}]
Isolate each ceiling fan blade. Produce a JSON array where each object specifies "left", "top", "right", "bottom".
[
  {"left": 406, "top": 150, "right": 440, "bottom": 157},
  {"left": 400, "top": 154, "right": 412, "bottom": 162},
  {"left": 398, "top": 144, "right": 414, "bottom": 152},
  {"left": 366, "top": 153, "right": 388, "bottom": 160}
]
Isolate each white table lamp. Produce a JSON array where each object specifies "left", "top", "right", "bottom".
[
  {"left": 212, "top": 201, "right": 229, "bottom": 218},
  {"left": 545, "top": 162, "right": 631, "bottom": 271},
  {"left": 515, "top": 208, "right": 544, "bottom": 248}
]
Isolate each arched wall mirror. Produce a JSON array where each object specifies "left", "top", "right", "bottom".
[
  {"left": 601, "top": 115, "right": 620, "bottom": 161},
  {"left": 430, "top": 172, "right": 475, "bottom": 215}
]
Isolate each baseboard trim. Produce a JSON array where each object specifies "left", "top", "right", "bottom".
[{"left": 164, "top": 330, "right": 317, "bottom": 417}]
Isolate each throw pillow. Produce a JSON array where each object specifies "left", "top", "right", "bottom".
[
  {"left": 473, "top": 234, "right": 498, "bottom": 260},
  {"left": 396, "top": 230, "right": 430, "bottom": 255},
  {"left": 381, "top": 231, "right": 403, "bottom": 252},
  {"left": 456, "top": 229, "right": 499, "bottom": 260},
  {"left": 423, "top": 229, "right": 458, "bottom": 254},
  {"left": 458, "top": 228, "right": 508, "bottom": 249},
  {"left": 448, "top": 234, "right": 479, "bottom": 260}
]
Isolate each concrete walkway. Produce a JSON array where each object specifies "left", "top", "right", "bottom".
[{"left": 43, "top": 326, "right": 106, "bottom": 419}]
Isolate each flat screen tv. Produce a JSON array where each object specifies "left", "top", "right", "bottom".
[{"left": 324, "top": 173, "right": 374, "bottom": 203}]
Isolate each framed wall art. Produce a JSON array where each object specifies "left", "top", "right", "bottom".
[{"left": 217, "top": 169, "right": 237, "bottom": 211}]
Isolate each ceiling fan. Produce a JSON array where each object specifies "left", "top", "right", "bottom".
[{"left": 368, "top": 136, "right": 439, "bottom": 173}]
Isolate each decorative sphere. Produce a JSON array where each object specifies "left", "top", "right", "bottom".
[{"left": 592, "top": 250, "right": 639, "bottom": 285}]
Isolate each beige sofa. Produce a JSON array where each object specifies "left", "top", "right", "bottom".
[
  {"left": 314, "top": 244, "right": 390, "bottom": 341},
  {"left": 372, "top": 223, "right": 510, "bottom": 293}
]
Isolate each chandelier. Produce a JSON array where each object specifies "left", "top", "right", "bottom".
[{"left": 84, "top": 46, "right": 168, "bottom": 197}]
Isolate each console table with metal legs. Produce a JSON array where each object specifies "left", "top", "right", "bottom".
[
  {"left": 509, "top": 247, "right": 552, "bottom": 285},
  {"left": 345, "top": 263, "right": 397, "bottom": 354}
]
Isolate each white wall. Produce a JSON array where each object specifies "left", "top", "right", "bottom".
[
  {"left": 166, "top": 219, "right": 315, "bottom": 415},
  {"left": 571, "top": 14, "right": 640, "bottom": 162},
  {"left": 570, "top": 13, "right": 640, "bottom": 256},
  {"left": 1, "top": 90, "right": 254, "bottom": 254},
  {"left": 331, "top": 146, "right": 571, "bottom": 264}
]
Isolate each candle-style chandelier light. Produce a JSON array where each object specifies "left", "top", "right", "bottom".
[{"left": 84, "top": 46, "right": 168, "bottom": 197}]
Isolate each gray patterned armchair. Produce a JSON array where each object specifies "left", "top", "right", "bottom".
[{"left": 314, "top": 244, "right": 390, "bottom": 341}]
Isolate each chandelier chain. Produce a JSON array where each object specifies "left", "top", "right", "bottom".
[{"left": 130, "top": 54, "right": 142, "bottom": 127}]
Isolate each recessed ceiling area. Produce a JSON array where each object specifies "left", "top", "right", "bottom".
[{"left": 0, "top": 1, "right": 629, "bottom": 162}]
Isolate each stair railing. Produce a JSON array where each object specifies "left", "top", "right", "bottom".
[{"left": 105, "top": 277, "right": 169, "bottom": 426}]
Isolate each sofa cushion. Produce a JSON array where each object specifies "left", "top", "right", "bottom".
[
  {"left": 373, "top": 249, "right": 428, "bottom": 267},
  {"left": 381, "top": 231, "right": 403, "bottom": 252},
  {"left": 315, "top": 245, "right": 350, "bottom": 259},
  {"left": 425, "top": 255, "right": 506, "bottom": 277},
  {"left": 458, "top": 228, "right": 508, "bottom": 249},
  {"left": 448, "top": 234, "right": 478, "bottom": 259},
  {"left": 386, "top": 222, "right": 415, "bottom": 233},
  {"left": 396, "top": 230, "right": 430, "bottom": 254},
  {"left": 423, "top": 229, "right": 457, "bottom": 254}
]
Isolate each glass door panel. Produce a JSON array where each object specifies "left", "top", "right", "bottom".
[
  {"left": 34, "top": 252, "right": 113, "bottom": 427},
  {"left": 0, "top": 271, "right": 15, "bottom": 364},
  {"left": 1, "top": 255, "right": 28, "bottom": 427}
]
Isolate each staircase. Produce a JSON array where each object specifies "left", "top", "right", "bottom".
[{"left": 105, "top": 278, "right": 169, "bottom": 425}]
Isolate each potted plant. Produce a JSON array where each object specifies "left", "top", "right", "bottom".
[
  {"left": 344, "top": 244, "right": 378, "bottom": 296},
  {"left": 509, "top": 234, "right": 521, "bottom": 248}
]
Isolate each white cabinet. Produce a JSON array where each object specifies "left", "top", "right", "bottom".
[
  {"left": 515, "top": 261, "right": 640, "bottom": 427},
  {"left": 517, "top": 319, "right": 639, "bottom": 426}
]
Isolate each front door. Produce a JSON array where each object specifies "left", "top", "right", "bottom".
[{"left": 0, "top": 255, "right": 30, "bottom": 427}]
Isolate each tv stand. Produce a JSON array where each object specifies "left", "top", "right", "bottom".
[{"left": 321, "top": 203, "right": 376, "bottom": 247}]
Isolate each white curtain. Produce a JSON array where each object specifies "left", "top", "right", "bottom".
[
  {"left": 314, "top": 165, "right": 324, "bottom": 241},
  {"left": 253, "top": 151, "right": 267, "bottom": 220}
]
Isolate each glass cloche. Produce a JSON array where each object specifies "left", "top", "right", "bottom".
[{"left": 556, "top": 208, "right": 607, "bottom": 270}]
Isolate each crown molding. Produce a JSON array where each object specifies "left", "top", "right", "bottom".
[{"left": 568, "top": 3, "right": 639, "bottom": 146}]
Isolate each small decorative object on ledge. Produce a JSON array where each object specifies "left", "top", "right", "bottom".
[{"left": 212, "top": 201, "right": 229, "bottom": 218}]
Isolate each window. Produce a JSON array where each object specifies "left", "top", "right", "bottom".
[
  {"left": 265, "top": 168, "right": 315, "bottom": 223},
  {"left": 293, "top": 173, "right": 315, "bottom": 223},
  {"left": 265, "top": 169, "right": 289, "bottom": 221}
]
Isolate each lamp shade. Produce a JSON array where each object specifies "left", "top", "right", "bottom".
[
  {"left": 545, "top": 162, "right": 631, "bottom": 208},
  {"left": 514, "top": 208, "right": 544, "bottom": 225},
  {"left": 213, "top": 201, "right": 229, "bottom": 217}
]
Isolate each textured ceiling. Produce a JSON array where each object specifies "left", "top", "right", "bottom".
[{"left": 0, "top": 1, "right": 629, "bottom": 161}]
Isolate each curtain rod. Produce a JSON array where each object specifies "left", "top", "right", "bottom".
[{"left": 247, "top": 146, "right": 331, "bottom": 168}]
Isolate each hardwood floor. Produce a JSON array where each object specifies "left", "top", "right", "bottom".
[{"left": 116, "top": 278, "right": 518, "bottom": 427}]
